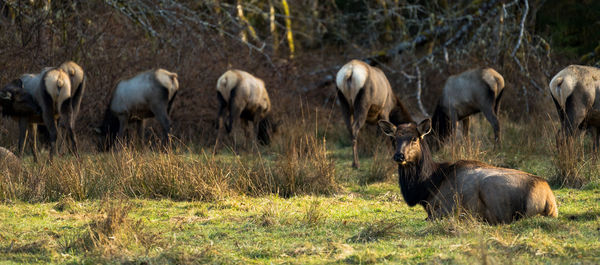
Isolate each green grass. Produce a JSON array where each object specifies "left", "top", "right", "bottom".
[
  {"left": 1, "top": 187, "right": 599, "bottom": 264},
  {"left": 1, "top": 116, "right": 600, "bottom": 264}
]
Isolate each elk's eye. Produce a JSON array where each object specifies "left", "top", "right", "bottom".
[{"left": 411, "top": 137, "right": 418, "bottom": 142}]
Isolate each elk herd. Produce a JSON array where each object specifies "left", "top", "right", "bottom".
[{"left": 2, "top": 59, "right": 599, "bottom": 224}]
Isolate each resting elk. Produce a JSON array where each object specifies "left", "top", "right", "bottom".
[
  {"left": 549, "top": 65, "right": 600, "bottom": 149},
  {"left": 216, "top": 69, "right": 276, "bottom": 147},
  {"left": 95, "top": 69, "right": 179, "bottom": 151},
  {"left": 336, "top": 59, "right": 412, "bottom": 168},
  {"left": 0, "top": 67, "right": 72, "bottom": 160},
  {"left": 378, "top": 119, "right": 558, "bottom": 224},
  {"left": 431, "top": 68, "right": 505, "bottom": 145}
]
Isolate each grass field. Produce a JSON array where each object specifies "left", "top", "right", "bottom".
[{"left": 1, "top": 116, "right": 600, "bottom": 264}]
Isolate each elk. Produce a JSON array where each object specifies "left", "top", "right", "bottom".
[
  {"left": 0, "top": 80, "right": 43, "bottom": 161},
  {"left": 216, "top": 69, "right": 276, "bottom": 147},
  {"left": 56, "top": 61, "right": 86, "bottom": 153},
  {"left": 549, "top": 65, "right": 600, "bottom": 149},
  {"left": 336, "top": 59, "right": 413, "bottom": 168},
  {"left": 96, "top": 69, "right": 179, "bottom": 151},
  {"left": 431, "top": 68, "right": 505, "bottom": 145},
  {"left": 0, "top": 68, "right": 72, "bottom": 160},
  {"left": 0, "top": 62, "right": 85, "bottom": 160},
  {"left": 378, "top": 119, "right": 558, "bottom": 224}
]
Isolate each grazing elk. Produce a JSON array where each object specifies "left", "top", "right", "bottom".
[
  {"left": 431, "top": 68, "right": 505, "bottom": 145},
  {"left": 336, "top": 59, "right": 413, "bottom": 168},
  {"left": 1, "top": 68, "right": 73, "bottom": 160},
  {"left": 549, "top": 65, "right": 600, "bottom": 149},
  {"left": 56, "top": 61, "right": 86, "bottom": 152},
  {"left": 0, "top": 80, "right": 43, "bottom": 161},
  {"left": 95, "top": 69, "right": 179, "bottom": 151},
  {"left": 0, "top": 61, "right": 85, "bottom": 160},
  {"left": 216, "top": 69, "right": 276, "bottom": 147},
  {"left": 378, "top": 119, "right": 558, "bottom": 224}
]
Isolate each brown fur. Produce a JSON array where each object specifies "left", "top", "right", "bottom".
[
  {"left": 549, "top": 65, "right": 600, "bottom": 149},
  {"left": 431, "top": 68, "right": 505, "bottom": 146},
  {"left": 216, "top": 69, "right": 275, "bottom": 147},
  {"left": 336, "top": 60, "right": 413, "bottom": 168},
  {"left": 379, "top": 119, "right": 558, "bottom": 224},
  {"left": 2, "top": 68, "right": 73, "bottom": 161},
  {"left": 96, "top": 69, "right": 179, "bottom": 151},
  {"left": 0, "top": 80, "right": 43, "bottom": 161}
]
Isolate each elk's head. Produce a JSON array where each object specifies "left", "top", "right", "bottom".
[{"left": 378, "top": 119, "right": 431, "bottom": 166}]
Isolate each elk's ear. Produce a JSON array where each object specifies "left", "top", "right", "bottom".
[
  {"left": 378, "top": 120, "right": 396, "bottom": 136},
  {"left": 418, "top": 118, "right": 432, "bottom": 139}
]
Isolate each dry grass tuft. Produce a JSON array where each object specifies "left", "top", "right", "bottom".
[
  {"left": 302, "top": 199, "right": 324, "bottom": 226},
  {"left": 53, "top": 195, "right": 79, "bottom": 213},
  {"left": 270, "top": 112, "right": 339, "bottom": 197},
  {"left": 360, "top": 141, "right": 395, "bottom": 185},
  {"left": 347, "top": 219, "right": 399, "bottom": 243},
  {"left": 67, "top": 200, "right": 159, "bottom": 260},
  {"left": 551, "top": 133, "right": 597, "bottom": 188}
]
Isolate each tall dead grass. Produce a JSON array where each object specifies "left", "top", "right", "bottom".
[
  {"left": 268, "top": 109, "right": 339, "bottom": 197},
  {"left": 552, "top": 132, "right": 599, "bottom": 188},
  {"left": 0, "top": 116, "right": 339, "bottom": 202}
]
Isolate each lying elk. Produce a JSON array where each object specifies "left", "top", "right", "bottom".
[
  {"left": 431, "top": 68, "right": 505, "bottom": 145},
  {"left": 216, "top": 69, "right": 276, "bottom": 147},
  {"left": 336, "top": 59, "right": 413, "bottom": 168},
  {"left": 378, "top": 119, "right": 558, "bottom": 224},
  {"left": 549, "top": 65, "right": 600, "bottom": 149},
  {"left": 95, "top": 69, "right": 179, "bottom": 151},
  {"left": 0, "top": 68, "right": 72, "bottom": 160}
]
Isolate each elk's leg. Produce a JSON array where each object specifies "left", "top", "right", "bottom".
[
  {"left": 462, "top": 117, "right": 470, "bottom": 139},
  {"left": 563, "top": 91, "right": 589, "bottom": 145},
  {"left": 591, "top": 126, "right": 600, "bottom": 153},
  {"left": 41, "top": 105, "right": 58, "bottom": 160},
  {"left": 117, "top": 115, "right": 129, "bottom": 149},
  {"left": 337, "top": 90, "right": 353, "bottom": 135},
  {"left": 448, "top": 107, "right": 460, "bottom": 142},
  {"left": 136, "top": 119, "right": 146, "bottom": 145},
  {"left": 65, "top": 108, "right": 79, "bottom": 158},
  {"left": 482, "top": 107, "right": 501, "bottom": 144},
  {"left": 215, "top": 92, "right": 228, "bottom": 150},
  {"left": 17, "top": 119, "right": 29, "bottom": 158},
  {"left": 228, "top": 99, "right": 245, "bottom": 153},
  {"left": 351, "top": 91, "right": 369, "bottom": 169},
  {"left": 153, "top": 109, "right": 172, "bottom": 149},
  {"left": 241, "top": 118, "right": 252, "bottom": 149},
  {"left": 71, "top": 77, "right": 85, "bottom": 119},
  {"left": 30, "top": 124, "right": 38, "bottom": 163},
  {"left": 337, "top": 91, "right": 355, "bottom": 166}
]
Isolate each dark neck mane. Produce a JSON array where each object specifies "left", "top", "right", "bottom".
[
  {"left": 397, "top": 140, "right": 449, "bottom": 207},
  {"left": 431, "top": 102, "right": 451, "bottom": 142}
]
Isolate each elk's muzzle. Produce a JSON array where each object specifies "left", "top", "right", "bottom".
[{"left": 393, "top": 153, "right": 406, "bottom": 164}]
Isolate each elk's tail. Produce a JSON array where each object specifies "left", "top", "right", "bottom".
[
  {"left": 482, "top": 68, "right": 504, "bottom": 99},
  {"left": 336, "top": 61, "right": 368, "bottom": 103}
]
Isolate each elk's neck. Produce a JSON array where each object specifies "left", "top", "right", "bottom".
[{"left": 397, "top": 143, "right": 445, "bottom": 207}]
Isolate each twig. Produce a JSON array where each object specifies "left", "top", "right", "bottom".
[
  {"left": 511, "top": 0, "right": 528, "bottom": 58},
  {"left": 415, "top": 66, "right": 429, "bottom": 117}
]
